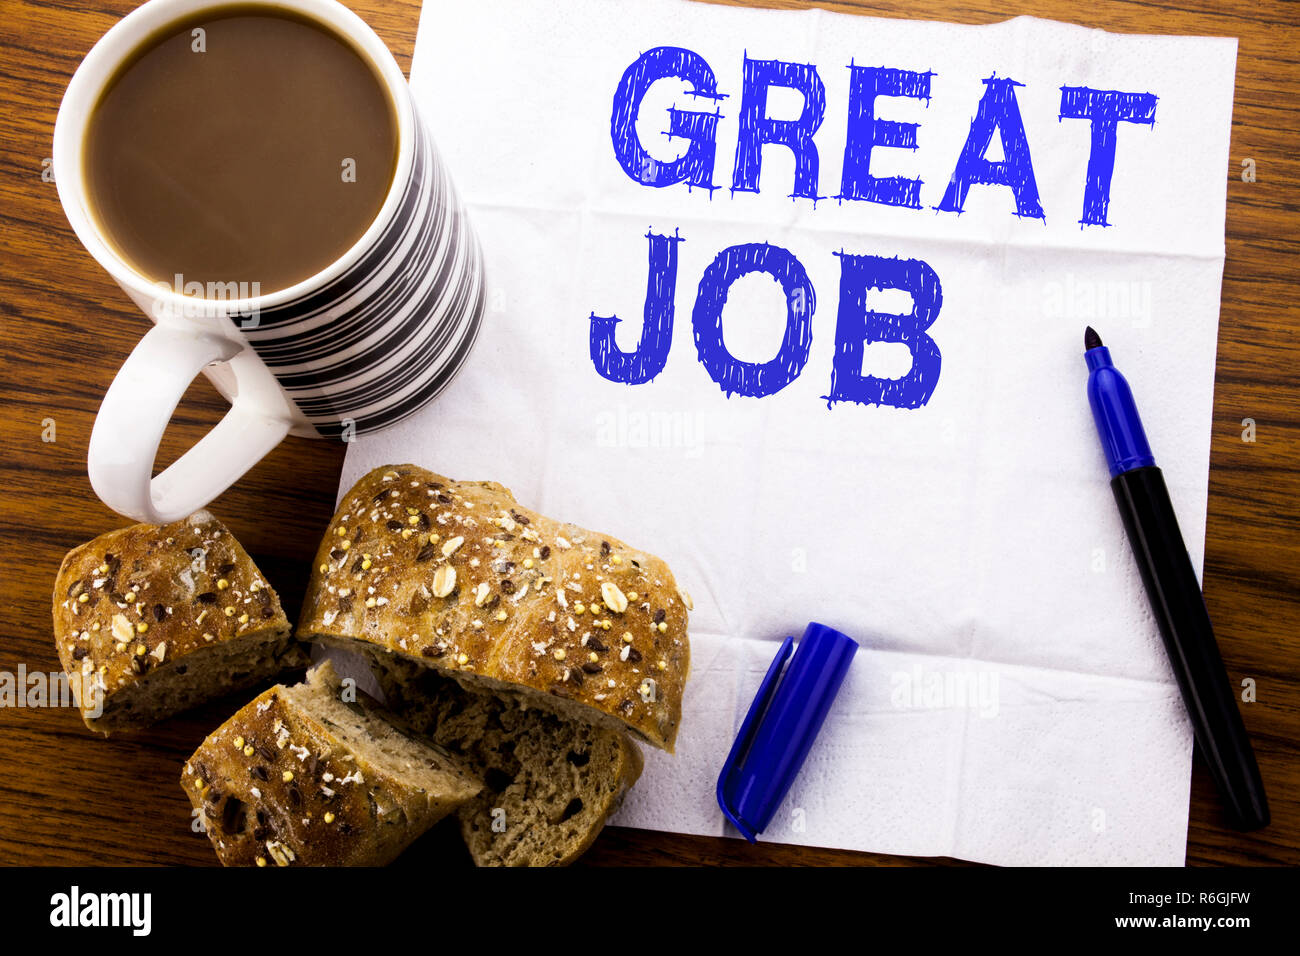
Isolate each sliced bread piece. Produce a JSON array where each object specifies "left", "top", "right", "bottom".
[
  {"left": 52, "top": 510, "right": 307, "bottom": 734},
  {"left": 182, "top": 661, "right": 482, "bottom": 866},
  {"left": 371, "top": 648, "right": 643, "bottom": 866},
  {"left": 296, "top": 464, "right": 690, "bottom": 751}
]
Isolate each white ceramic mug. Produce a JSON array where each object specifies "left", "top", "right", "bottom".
[{"left": 54, "top": 0, "right": 483, "bottom": 524}]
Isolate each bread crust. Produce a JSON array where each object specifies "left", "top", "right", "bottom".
[
  {"left": 51, "top": 511, "right": 304, "bottom": 734},
  {"left": 181, "top": 663, "right": 481, "bottom": 866},
  {"left": 296, "top": 464, "right": 690, "bottom": 750}
]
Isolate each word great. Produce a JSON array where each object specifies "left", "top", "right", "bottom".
[
  {"left": 587, "top": 47, "right": 1158, "bottom": 407},
  {"left": 610, "top": 47, "right": 1159, "bottom": 224}
]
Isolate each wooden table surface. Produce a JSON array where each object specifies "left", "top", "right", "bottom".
[{"left": 1, "top": 0, "right": 1296, "bottom": 867}]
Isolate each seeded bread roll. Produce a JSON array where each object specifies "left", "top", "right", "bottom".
[
  {"left": 297, "top": 464, "right": 690, "bottom": 751},
  {"left": 51, "top": 511, "right": 307, "bottom": 735},
  {"left": 182, "top": 661, "right": 482, "bottom": 867},
  {"left": 370, "top": 648, "right": 643, "bottom": 866}
]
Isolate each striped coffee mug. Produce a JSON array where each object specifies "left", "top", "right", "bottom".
[{"left": 54, "top": 0, "right": 484, "bottom": 523}]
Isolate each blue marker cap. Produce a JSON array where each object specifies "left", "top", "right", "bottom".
[
  {"left": 1085, "top": 343, "right": 1155, "bottom": 477},
  {"left": 717, "top": 622, "right": 859, "bottom": 842}
]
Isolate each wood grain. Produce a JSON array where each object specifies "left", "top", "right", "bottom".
[{"left": 0, "top": 0, "right": 1295, "bottom": 867}]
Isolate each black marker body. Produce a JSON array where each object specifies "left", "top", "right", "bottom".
[{"left": 1111, "top": 465, "right": 1269, "bottom": 830}]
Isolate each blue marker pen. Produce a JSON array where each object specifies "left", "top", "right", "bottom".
[{"left": 1085, "top": 327, "right": 1268, "bottom": 830}]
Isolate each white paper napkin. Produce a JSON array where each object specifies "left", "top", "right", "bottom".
[{"left": 340, "top": 0, "right": 1237, "bottom": 865}]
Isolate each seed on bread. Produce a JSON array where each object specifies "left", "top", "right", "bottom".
[
  {"left": 432, "top": 565, "right": 456, "bottom": 598},
  {"left": 600, "top": 582, "right": 628, "bottom": 614}
]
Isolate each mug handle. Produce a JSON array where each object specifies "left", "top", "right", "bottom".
[{"left": 88, "top": 324, "right": 292, "bottom": 524}]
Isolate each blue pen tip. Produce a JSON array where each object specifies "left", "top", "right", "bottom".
[{"left": 1084, "top": 326, "right": 1103, "bottom": 351}]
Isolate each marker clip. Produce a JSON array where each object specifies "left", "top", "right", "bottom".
[{"left": 717, "top": 622, "right": 859, "bottom": 842}]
